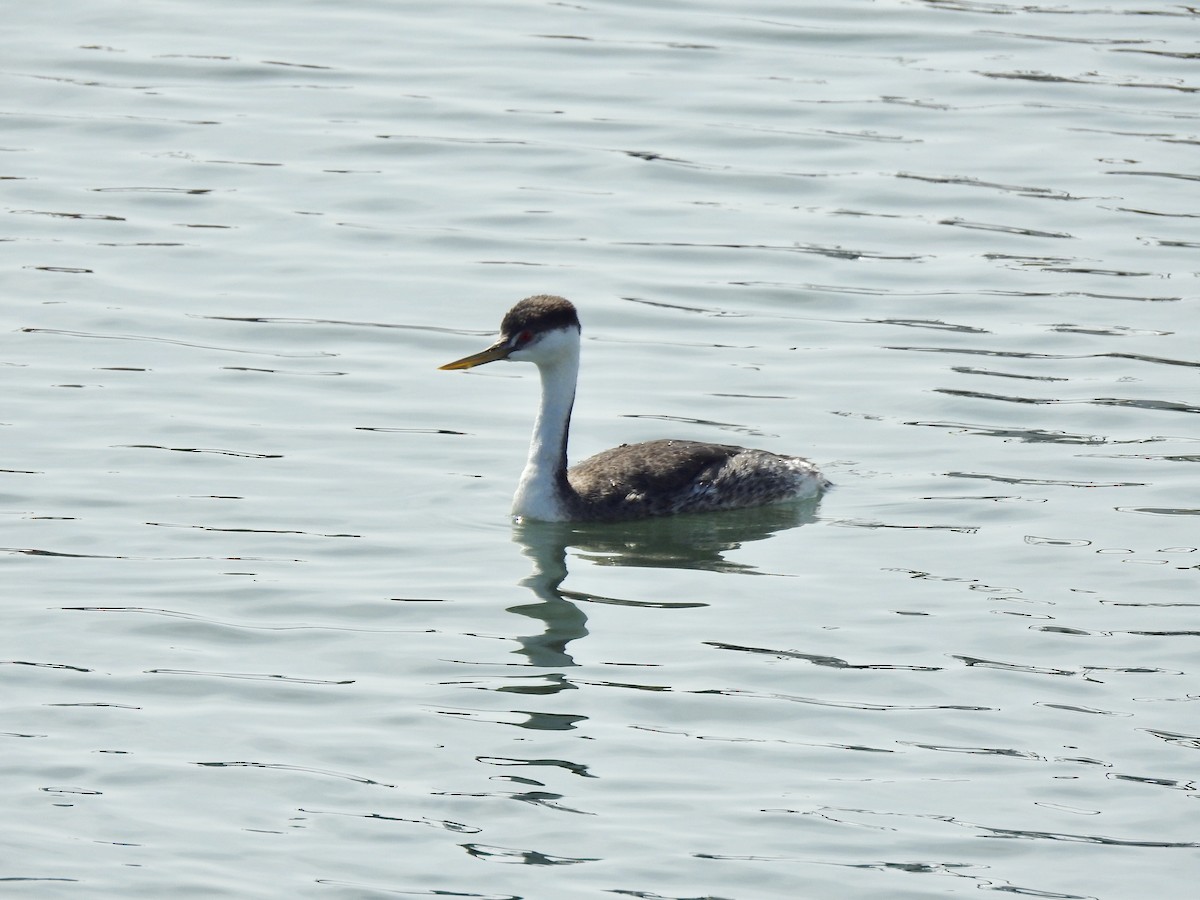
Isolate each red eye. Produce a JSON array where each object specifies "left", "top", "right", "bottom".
[{"left": 517, "top": 330, "right": 533, "bottom": 345}]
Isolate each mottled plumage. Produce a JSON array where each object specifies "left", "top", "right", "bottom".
[
  {"left": 440, "top": 295, "right": 828, "bottom": 523},
  {"left": 566, "top": 439, "right": 820, "bottom": 521}
]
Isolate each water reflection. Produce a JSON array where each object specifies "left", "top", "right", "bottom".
[
  {"left": 507, "top": 499, "right": 823, "bottom": 668},
  {"left": 507, "top": 525, "right": 587, "bottom": 669}
]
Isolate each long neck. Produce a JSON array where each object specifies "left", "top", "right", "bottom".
[{"left": 512, "top": 343, "right": 580, "bottom": 521}]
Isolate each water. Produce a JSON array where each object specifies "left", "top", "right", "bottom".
[{"left": 4, "top": 1, "right": 1198, "bottom": 897}]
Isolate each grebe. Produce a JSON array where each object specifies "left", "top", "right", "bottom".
[{"left": 439, "top": 295, "right": 828, "bottom": 522}]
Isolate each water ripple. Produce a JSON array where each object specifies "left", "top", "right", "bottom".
[
  {"left": 892, "top": 345, "right": 1200, "bottom": 369},
  {"left": 19, "top": 328, "right": 336, "bottom": 358},
  {"left": 460, "top": 843, "right": 597, "bottom": 866},
  {"left": 145, "top": 521, "right": 359, "bottom": 538},
  {"left": 939, "top": 217, "right": 1076, "bottom": 239},
  {"left": 300, "top": 807, "right": 482, "bottom": 833},
  {"left": 62, "top": 606, "right": 418, "bottom": 633},
  {"left": 896, "top": 171, "right": 1081, "bottom": 200},
  {"left": 149, "top": 669, "right": 354, "bottom": 685},
  {"left": 194, "top": 760, "right": 389, "bottom": 786},
  {"left": 706, "top": 642, "right": 943, "bottom": 672},
  {"left": 908, "top": 421, "right": 1108, "bottom": 445},
  {"left": 948, "top": 472, "right": 1145, "bottom": 488},
  {"left": 704, "top": 688, "right": 991, "bottom": 712},
  {"left": 936, "top": 389, "right": 1200, "bottom": 417}
]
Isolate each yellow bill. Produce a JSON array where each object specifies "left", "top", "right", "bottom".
[{"left": 439, "top": 340, "right": 512, "bottom": 370}]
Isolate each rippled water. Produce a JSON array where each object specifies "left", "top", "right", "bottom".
[{"left": 4, "top": 1, "right": 1198, "bottom": 898}]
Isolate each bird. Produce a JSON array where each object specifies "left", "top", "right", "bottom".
[{"left": 439, "top": 295, "right": 828, "bottom": 523}]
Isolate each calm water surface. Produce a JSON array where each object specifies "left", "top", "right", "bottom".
[{"left": 4, "top": 1, "right": 1198, "bottom": 898}]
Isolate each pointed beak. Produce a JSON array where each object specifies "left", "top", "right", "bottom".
[{"left": 438, "top": 339, "right": 512, "bottom": 370}]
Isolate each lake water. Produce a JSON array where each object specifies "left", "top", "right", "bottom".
[{"left": 4, "top": 1, "right": 1198, "bottom": 897}]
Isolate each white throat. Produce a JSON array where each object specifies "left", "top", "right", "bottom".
[{"left": 511, "top": 329, "right": 580, "bottom": 521}]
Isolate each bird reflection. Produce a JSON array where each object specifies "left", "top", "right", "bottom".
[
  {"left": 507, "top": 497, "right": 823, "bottom": 668},
  {"left": 508, "top": 523, "right": 587, "bottom": 670}
]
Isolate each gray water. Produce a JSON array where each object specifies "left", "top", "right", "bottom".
[{"left": 4, "top": 1, "right": 1198, "bottom": 898}]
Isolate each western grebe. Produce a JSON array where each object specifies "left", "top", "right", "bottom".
[{"left": 439, "top": 295, "right": 828, "bottom": 522}]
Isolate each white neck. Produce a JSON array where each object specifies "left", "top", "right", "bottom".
[{"left": 511, "top": 332, "right": 580, "bottom": 522}]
